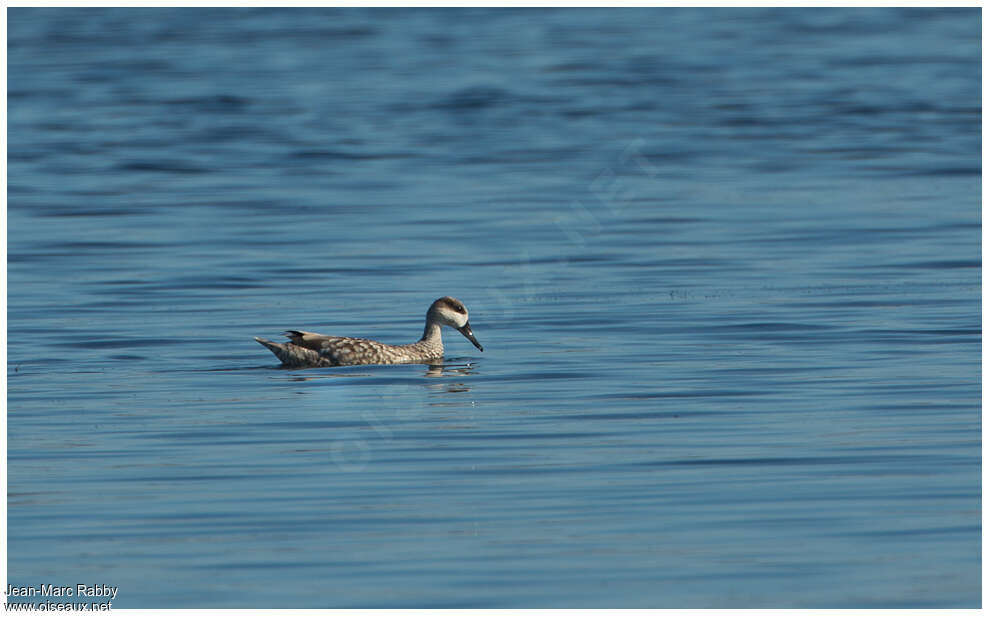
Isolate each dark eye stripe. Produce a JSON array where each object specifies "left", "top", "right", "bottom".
[{"left": 439, "top": 298, "right": 467, "bottom": 314}]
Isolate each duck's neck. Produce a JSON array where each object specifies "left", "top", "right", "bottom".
[{"left": 420, "top": 321, "right": 443, "bottom": 344}]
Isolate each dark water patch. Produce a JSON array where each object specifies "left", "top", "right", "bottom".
[
  {"left": 468, "top": 253, "right": 620, "bottom": 267},
  {"left": 540, "top": 61, "right": 602, "bottom": 73},
  {"left": 34, "top": 208, "right": 152, "bottom": 218},
  {"left": 830, "top": 101, "right": 940, "bottom": 116},
  {"left": 427, "top": 431, "right": 605, "bottom": 442},
  {"left": 116, "top": 160, "right": 211, "bottom": 174},
  {"left": 638, "top": 453, "right": 952, "bottom": 469},
  {"left": 459, "top": 147, "right": 580, "bottom": 165},
  {"left": 789, "top": 299, "right": 962, "bottom": 309},
  {"left": 709, "top": 365, "right": 843, "bottom": 375},
  {"left": 432, "top": 86, "right": 514, "bottom": 110},
  {"left": 243, "top": 420, "right": 386, "bottom": 430},
  {"left": 799, "top": 145, "right": 917, "bottom": 158},
  {"left": 880, "top": 259, "right": 980, "bottom": 269},
  {"left": 849, "top": 328, "right": 980, "bottom": 338},
  {"left": 9, "top": 449, "right": 141, "bottom": 461},
  {"left": 711, "top": 322, "right": 837, "bottom": 332},
  {"left": 428, "top": 464, "right": 607, "bottom": 476},
  {"left": 553, "top": 75, "right": 679, "bottom": 89},
  {"left": 156, "top": 277, "right": 266, "bottom": 291},
  {"left": 261, "top": 264, "right": 438, "bottom": 276},
  {"left": 936, "top": 221, "right": 981, "bottom": 230},
  {"left": 197, "top": 560, "right": 361, "bottom": 571},
  {"left": 74, "top": 337, "right": 188, "bottom": 349},
  {"left": 194, "top": 124, "right": 287, "bottom": 143},
  {"left": 855, "top": 401, "right": 974, "bottom": 412},
  {"left": 36, "top": 240, "right": 153, "bottom": 251},
  {"left": 592, "top": 389, "right": 767, "bottom": 400},
  {"left": 631, "top": 257, "right": 736, "bottom": 268},
  {"left": 7, "top": 357, "right": 73, "bottom": 371},
  {"left": 545, "top": 410, "right": 741, "bottom": 421},
  {"left": 165, "top": 94, "right": 253, "bottom": 112},
  {"left": 128, "top": 429, "right": 255, "bottom": 440},
  {"left": 247, "top": 24, "right": 379, "bottom": 42},
  {"left": 289, "top": 149, "right": 415, "bottom": 161},
  {"left": 828, "top": 54, "right": 980, "bottom": 69},
  {"left": 828, "top": 525, "right": 979, "bottom": 539},
  {"left": 860, "top": 165, "right": 981, "bottom": 177},
  {"left": 111, "top": 473, "right": 280, "bottom": 483},
  {"left": 630, "top": 216, "right": 708, "bottom": 224}
]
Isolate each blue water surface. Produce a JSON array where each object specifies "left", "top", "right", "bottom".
[{"left": 7, "top": 8, "right": 981, "bottom": 608}]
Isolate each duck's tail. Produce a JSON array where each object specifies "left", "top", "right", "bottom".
[{"left": 255, "top": 336, "right": 330, "bottom": 368}]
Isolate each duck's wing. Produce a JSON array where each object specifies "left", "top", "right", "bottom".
[
  {"left": 283, "top": 330, "right": 355, "bottom": 353},
  {"left": 255, "top": 336, "right": 333, "bottom": 367},
  {"left": 284, "top": 331, "right": 391, "bottom": 365}
]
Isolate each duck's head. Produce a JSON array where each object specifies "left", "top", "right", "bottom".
[{"left": 428, "top": 296, "right": 483, "bottom": 352}]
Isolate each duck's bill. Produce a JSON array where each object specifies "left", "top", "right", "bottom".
[{"left": 457, "top": 322, "right": 484, "bottom": 352}]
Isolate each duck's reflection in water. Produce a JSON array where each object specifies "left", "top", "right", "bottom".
[
  {"left": 424, "top": 361, "right": 476, "bottom": 379},
  {"left": 423, "top": 361, "right": 475, "bottom": 392},
  {"left": 280, "top": 360, "right": 478, "bottom": 388}
]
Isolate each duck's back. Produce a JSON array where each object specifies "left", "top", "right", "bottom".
[{"left": 267, "top": 330, "right": 443, "bottom": 366}]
